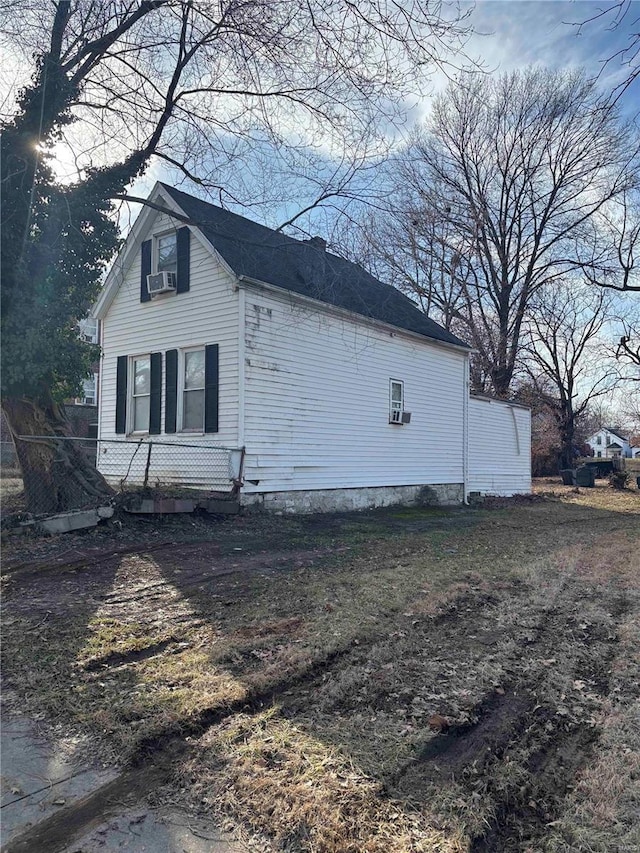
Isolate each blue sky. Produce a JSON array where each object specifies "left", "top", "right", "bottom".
[
  {"left": 3, "top": 2, "right": 636, "bottom": 231},
  {"left": 462, "top": 1, "right": 638, "bottom": 107},
  {"left": 124, "top": 3, "right": 637, "bottom": 237}
]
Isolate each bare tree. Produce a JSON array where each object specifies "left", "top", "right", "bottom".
[
  {"left": 1, "top": 0, "right": 474, "bottom": 513},
  {"left": 522, "top": 283, "right": 620, "bottom": 470},
  {"left": 568, "top": 0, "right": 640, "bottom": 105},
  {"left": 362, "top": 68, "right": 638, "bottom": 397},
  {"left": 585, "top": 187, "right": 640, "bottom": 293},
  {"left": 617, "top": 325, "right": 640, "bottom": 376}
]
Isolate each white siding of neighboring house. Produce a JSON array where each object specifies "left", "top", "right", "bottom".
[
  {"left": 586, "top": 429, "right": 631, "bottom": 459},
  {"left": 240, "top": 285, "right": 467, "bottom": 496},
  {"left": 98, "top": 211, "right": 240, "bottom": 489},
  {"left": 467, "top": 396, "right": 531, "bottom": 496}
]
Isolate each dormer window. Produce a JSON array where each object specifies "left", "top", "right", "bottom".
[{"left": 156, "top": 232, "right": 177, "bottom": 274}]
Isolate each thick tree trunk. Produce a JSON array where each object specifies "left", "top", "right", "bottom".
[
  {"left": 2, "top": 395, "right": 113, "bottom": 515},
  {"left": 558, "top": 415, "right": 576, "bottom": 471}
]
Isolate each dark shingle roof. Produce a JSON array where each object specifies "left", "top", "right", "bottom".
[
  {"left": 604, "top": 427, "right": 628, "bottom": 441},
  {"left": 160, "top": 184, "right": 469, "bottom": 349}
]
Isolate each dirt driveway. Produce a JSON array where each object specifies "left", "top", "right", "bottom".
[{"left": 2, "top": 483, "right": 639, "bottom": 852}]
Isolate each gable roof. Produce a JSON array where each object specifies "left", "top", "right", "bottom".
[
  {"left": 604, "top": 427, "right": 628, "bottom": 442},
  {"left": 159, "top": 184, "right": 469, "bottom": 350}
]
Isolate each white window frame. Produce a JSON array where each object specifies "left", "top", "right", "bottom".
[
  {"left": 78, "top": 317, "right": 99, "bottom": 344},
  {"left": 596, "top": 435, "right": 602, "bottom": 445},
  {"left": 154, "top": 230, "right": 178, "bottom": 275},
  {"left": 129, "top": 353, "right": 151, "bottom": 434},
  {"left": 73, "top": 373, "right": 98, "bottom": 406},
  {"left": 389, "top": 379, "right": 404, "bottom": 424},
  {"left": 83, "top": 373, "right": 98, "bottom": 405},
  {"left": 178, "top": 346, "right": 206, "bottom": 433}
]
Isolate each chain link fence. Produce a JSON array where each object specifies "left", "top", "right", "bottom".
[
  {"left": 1, "top": 435, "right": 244, "bottom": 520},
  {"left": 95, "top": 437, "right": 243, "bottom": 491}
]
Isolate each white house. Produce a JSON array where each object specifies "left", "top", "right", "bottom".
[
  {"left": 94, "top": 183, "right": 531, "bottom": 512},
  {"left": 586, "top": 427, "right": 633, "bottom": 459}
]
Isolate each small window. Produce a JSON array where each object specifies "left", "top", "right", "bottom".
[
  {"left": 82, "top": 374, "right": 97, "bottom": 405},
  {"left": 181, "top": 348, "right": 205, "bottom": 431},
  {"left": 78, "top": 317, "right": 99, "bottom": 344},
  {"left": 596, "top": 435, "right": 602, "bottom": 445},
  {"left": 131, "top": 355, "right": 151, "bottom": 432},
  {"left": 156, "top": 232, "right": 177, "bottom": 274},
  {"left": 597, "top": 451, "right": 601, "bottom": 458},
  {"left": 389, "top": 380, "right": 404, "bottom": 424},
  {"left": 73, "top": 373, "right": 97, "bottom": 406}
]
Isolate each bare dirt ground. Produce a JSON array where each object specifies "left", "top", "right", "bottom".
[{"left": 2, "top": 481, "right": 639, "bottom": 852}]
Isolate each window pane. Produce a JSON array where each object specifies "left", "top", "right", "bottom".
[
  {"left": 134, "top": 395, "right": 150, "bottom": 432},
  {"left": 183, "top": 389, "right": 204, "bottom": 430},
  {"left": 134, "top": 357, "right": 150, "bottom": 395},
  {"left": 184, "top": 350, "right": 205, "bottom": 389},
  {"left": 391, "top": 382, "right": 403, "bottom": 403},
  {"left": 157, "top": 234, "right": 177, "bottom": 272},
  {"left": 83, "top": 376, "right": 96, "bottom": 405}
]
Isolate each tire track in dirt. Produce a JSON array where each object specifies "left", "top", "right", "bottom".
[
  {"left": 1, "top": 639, "right": 363, "bottom": 853},
  {"left": 389, "top": 576, "right": 629, "bottom": 853}
]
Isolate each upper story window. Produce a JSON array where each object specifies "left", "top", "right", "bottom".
[
  {"left": 78, "top": 317, "right": 99, "bottom": 344},
  {"left": 132, "top": 355, "right": 151, "bottom": 432},
  {"left": 182, "top": 348, "right": 205, "bottom": 431},
  {"left": 390, "top": 379, "right": 404, "bottom": 424},
  {"left": 596, "top": 435, "right": 602, "bottom": 445},
  {"left": 156, "top": 232, "right": 177, "bottom": 274}
]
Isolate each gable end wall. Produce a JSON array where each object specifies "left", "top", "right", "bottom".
[{"left": 98, "top": 210, "right": 240, "bottom": 470}]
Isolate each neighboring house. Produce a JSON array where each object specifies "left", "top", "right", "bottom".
[
  {"left": 94, "top": 183, "right": 531, "bottom": 511},
  {"left": 63, "top": 316, "right": 100, "bottom": 439},
  {"left": 73, "top": 317, "right": 100, "bottom": 409},
  {"left": 1, "top": 318, "right": 100, "bottom": 469},
  {"left": 586, "top": 428, "right": 633, "bottom": 459}
]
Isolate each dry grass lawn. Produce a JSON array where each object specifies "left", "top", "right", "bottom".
[{"left": 2, "top": 480, "right": 639, "bottom": 852}]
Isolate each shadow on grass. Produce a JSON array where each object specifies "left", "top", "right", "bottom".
[{"left": 2, "top": 495, "right": 639, "bottom": 851}]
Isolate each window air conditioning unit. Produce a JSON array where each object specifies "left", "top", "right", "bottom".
[{"left": 147, "top": 271, "right": 176, "bottom": 295}]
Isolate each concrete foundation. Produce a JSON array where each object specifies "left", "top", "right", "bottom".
[{"left": 241, "top": 483, "right": 464, "bottom": 514}]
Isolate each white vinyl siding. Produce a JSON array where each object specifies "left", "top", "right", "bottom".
[
  {"left": 99, "top": 208, "right": 240, "bottom": 454},
  {"left": 241, "top": 288, "right": 467, "bottom": 493},
  {"left": 467, "top": 396, "right": 531, "bottom": 496}
]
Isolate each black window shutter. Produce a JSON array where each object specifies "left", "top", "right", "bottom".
[
  {"left": 115, "top": 355, "right": 128, "bottom": 434},
  {"left": 176, "top": 227, "right": 190, "bottom": 293},
  {"left": 140, "top": 239, "right": 152, "bottom": 303},
  {"left": 165, "top": 349, "right": 178, "bottom": 434},
  {"left": 204, "top": 344, "right": 219, "bottom": 433},
  {"left": 149, "top": 352, "right": 162, "bottom": 435}
]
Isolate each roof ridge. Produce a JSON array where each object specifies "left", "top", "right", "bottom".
[{"left": 159, "top": 184, "right": 470, "bottom": 350}]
